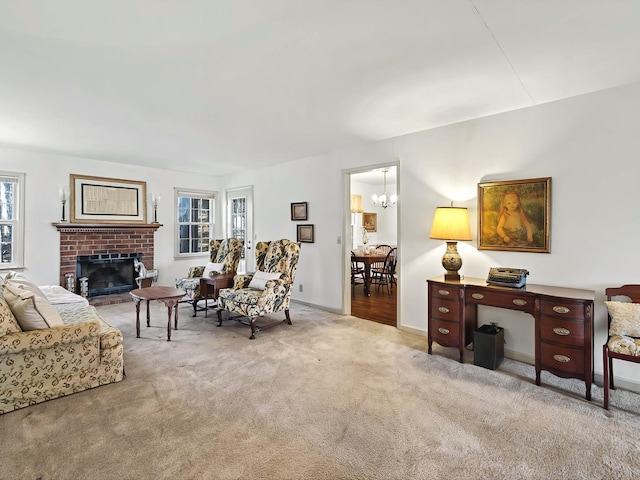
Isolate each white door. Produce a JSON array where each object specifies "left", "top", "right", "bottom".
[{"left": 226, "top": 186, "right": 254, "bottom": 274}]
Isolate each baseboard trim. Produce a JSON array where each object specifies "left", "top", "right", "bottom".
[
  {"left": 504, "top": 349, "right": 535, "bottom": 365},
  {"left": 291, "top": 299, "right": 343, "bottom": 315}
]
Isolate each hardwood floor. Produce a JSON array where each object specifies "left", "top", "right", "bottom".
[{"left": 350, "top": 281, "right": 397, "bottom": 327}]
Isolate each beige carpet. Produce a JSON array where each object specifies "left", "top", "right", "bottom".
[{"left": 1, "top": 301, "right": 639, "bottom": 479}]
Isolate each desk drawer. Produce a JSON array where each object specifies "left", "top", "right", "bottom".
[
  {"left": 429, "top": 298, "right": 460, "bottom": 321},
  {"left": 540, "top": 316, "right": 584, "bottom": 347},
  {"left": 465, "top": 287, "right": 535, "bottom": 313},
  {"left": 540, "top": 342, "right": 585, "bottom": 376},
  {"left": 540, "top": 299, "right": 586, "bottom": 320},
  {"left": 430, "top": 319, "right": 459, "bottom": 347},
  {"left": 429, "top": 283, "right": 462, "bottom": 301}
]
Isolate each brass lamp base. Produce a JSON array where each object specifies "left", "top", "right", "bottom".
[{"left": 442, "top": 241, "right": 463, "bottom": 281}]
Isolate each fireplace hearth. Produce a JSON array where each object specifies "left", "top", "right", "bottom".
[{"left": 77, "top": 253, "right": 141, "bottom": 297}]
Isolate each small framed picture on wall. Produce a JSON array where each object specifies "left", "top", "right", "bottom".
[
  {"left": 291, "top": 202, "right": 308, "bottom": 221},
  {"left": 297, "top": 224, "right": 314, "bottom": 243},
  {"left": 362, "top": 212, "right": 377, "bottom": 232}
]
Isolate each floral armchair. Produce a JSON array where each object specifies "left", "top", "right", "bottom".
[
  {"left": 216, "top": 239, "right": 301, "bottom": 339},
  {"left": 175, "top": 238, "right": 244, "bottom": 316}
]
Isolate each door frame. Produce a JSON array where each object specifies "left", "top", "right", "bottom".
[{"left": 343, "top": 161, "right": 400, "bottom": 325}]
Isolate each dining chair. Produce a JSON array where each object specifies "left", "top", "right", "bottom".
[
  {"left": 351, "top": 251, "right": 365, "bottom": 293},
  {"left": 371, "top": 247, "right": 397, "bottom": 296},
  {"left": 369, "top": 245, "right": 392, "bottom": 278}
]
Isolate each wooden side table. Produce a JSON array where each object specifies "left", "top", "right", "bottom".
[
  {"left": 130, "top": 286, "right": 186, "bottom": 341},
  {"left": 200, "top": 273, "right": 235, "bottom": 317}
]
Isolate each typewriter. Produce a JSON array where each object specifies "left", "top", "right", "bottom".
[{"left": 486, "top": 267, "right": 529, "bottom": 288}]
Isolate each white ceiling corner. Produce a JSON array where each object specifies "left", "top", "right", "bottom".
[{"left": 1, "top": 0, "right": 639, "bottom": 175}]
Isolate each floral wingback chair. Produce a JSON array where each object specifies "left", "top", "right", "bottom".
[
  {"left": 175, "top": 238, "right": 244, "bottom": 316},
  {"left": 217, "top": 239, "right": 301, "bottom": 339}
]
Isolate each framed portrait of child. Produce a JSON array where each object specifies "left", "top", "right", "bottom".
[{"left": 478, "top": 177, "right": 551, "bottom": 253}]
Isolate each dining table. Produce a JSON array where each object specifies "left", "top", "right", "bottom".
[{"left": 351, "top": 251, "right": 387, "bottom": 296}]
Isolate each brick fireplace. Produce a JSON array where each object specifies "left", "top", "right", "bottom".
[{"left": 54, "top": 222, "right": 162, "bottom": 303}]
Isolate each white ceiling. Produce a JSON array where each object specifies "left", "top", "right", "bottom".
[{"left": 2, "top": 1, "right": 640, "bottom": 176}]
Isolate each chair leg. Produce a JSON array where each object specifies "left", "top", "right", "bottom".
[
  {"left": 216, "top": 309, "right": 224, "bottom": 327},
  {"left": 603, "top": 345, "right": 610, "bottom": 410},
  {"left": 284, "top": 309, "right": 292, "bottom": 325},
  {"left": 609, "top": 356, "right": 615, "bottom": 390},
  {"left": 249, "top": 318, "right": 256, "bottom": 339}
]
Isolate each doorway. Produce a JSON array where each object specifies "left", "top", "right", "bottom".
[
  {"left": 226, "top": 186, "right": 254, "bottom": 274},
  {"left": 348, "top": 165, "right": 398, "bottom": 327}
]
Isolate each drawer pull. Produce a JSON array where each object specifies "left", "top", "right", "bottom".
[
  {"left": 553, "top": 354, "right": 571, "bottom": 363},
  {"left": 513, "top": 299, "right": 527, "bottom": 306},
  {"left": 471, "top": 293, "right": 484, "bottom": 300},
  {"left": 438, "top": 289, "right": 450, "bottom": 296},
  {"left": 552, "top": 306, "right": 570, "bottom": 314},
  {"left": 438, "top": 306, "right": 450, "bottom": 314},
  {"left": 438, "top": 327, "right": 450, "bottom": 335},
  {"left": 553, "top": 327, "right": 571, "bottom": 336}
]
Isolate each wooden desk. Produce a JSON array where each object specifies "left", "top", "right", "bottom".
[
  {"left": 352, "top": 252, "right": 387, "bottom": 296},
  {"left": 130, "top": 286, "right": 186, "bottom": 341},
  {"left": 427, "top": 276, "right": 595, "bottom": 400},
  {"left": 199, "top": 273, "right": 235, "bottom": 317}
]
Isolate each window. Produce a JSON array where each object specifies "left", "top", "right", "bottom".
[
  {"left": 229, "top": 196, "right": 246, "bottom": 260},
  {"left": 0, "top": 171, "right": 25, "bottom": 269},
  {"left": 175, "top": 188, "right": 215, "bottom": 256}
]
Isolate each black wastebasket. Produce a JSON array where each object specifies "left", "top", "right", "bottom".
[{"left": 474, "top": 324, "right": 504, "bottom": 370}]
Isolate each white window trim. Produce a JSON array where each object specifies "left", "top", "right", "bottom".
[
  {"left": 0, "top": 171, "right": 25, "bottom": 270},
  {"left": 174, "top": 187, "right": 216, "bottom": 258}
]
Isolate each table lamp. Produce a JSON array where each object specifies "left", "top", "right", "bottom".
[
  {"left": 350, "top": 194, "right": 363, "bottom": 213},
  {"left": 429, "top": 205, "right": 472, "bottom": 281}
]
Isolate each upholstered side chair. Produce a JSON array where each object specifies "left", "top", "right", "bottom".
[
  {"left": 175, "top": 238, "right": 244, "bottom": 316},
  {"left": 216, "top": 239, "right": 301, "bottom": 339},
  {"left": 603, "top": 284, "right": 640, "bottom": 409}
]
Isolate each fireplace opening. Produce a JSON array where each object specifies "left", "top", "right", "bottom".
[{"left": 76, "top": 253, "right": 142, "bottom": 297}]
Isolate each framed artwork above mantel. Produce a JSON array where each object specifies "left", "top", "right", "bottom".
[{"left": 70, "top": 174, "right": 147, "bottom": 224}]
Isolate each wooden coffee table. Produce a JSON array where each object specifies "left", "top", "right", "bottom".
[
  {"left": 130, "top": 286, "right": 186, "bottom": 341},
  {"left": 199, "top": 273, "right": 235, "bottom": 317}
]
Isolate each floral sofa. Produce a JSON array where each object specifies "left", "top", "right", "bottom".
[{"left": 0, "top": 274, "right": 124, "bottom": 414}]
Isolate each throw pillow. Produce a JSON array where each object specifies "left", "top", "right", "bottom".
[
  {"left": 203, "top": 262, "right": 225, "bottom": 277},
  {"left": 5, "top": 277, "right": 46, "bottom": 298},
  {"left": 3, "top": 284, "right": 64, "bottom": 330},
  {"left": 605, "top": 301, "right": 640, "bottom": 338},
  {"left": 248, "top": 270, "right": 282, "bottom": 290},
  {"left": 0, "top": 296, "right": 21, "bottom": 335}
]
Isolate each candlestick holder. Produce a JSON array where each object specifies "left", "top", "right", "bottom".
[
  {"left": 59, "top": 186, "right": 68, "bottom": 222},
  {"left": 152, "top": 194, "right": 161, "bottom": 224}
]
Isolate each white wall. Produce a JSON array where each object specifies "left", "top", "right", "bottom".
[
  {"left": 0, "top": 148, "right": 221, "bottom": 286},
  {"left": 3, "top": 79, "right": 640, "bottom": 389},
  {"left": 222, "top": 80, "right": 640, "bottom": 387}
]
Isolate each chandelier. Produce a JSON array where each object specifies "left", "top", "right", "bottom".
[{"left": 372, "top": 169, "right": 397, "bottom": 208}]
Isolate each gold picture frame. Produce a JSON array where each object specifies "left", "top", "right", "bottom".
[
  {"left": 362, "top": 212, "right": 377, "bottom": 232},
  {"left": 478, "top": 177, "right": 551, "bottom": 253},
  {"left": 70, "top": 174, "right": 147, "bottom": 224}
]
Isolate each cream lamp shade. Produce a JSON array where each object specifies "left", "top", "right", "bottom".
[
  {"left": 430, "top": 206, "right": 472, "bottom": 281},
  {"left": 350, "top": 194, "right": 364, "bottom": 213}
]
